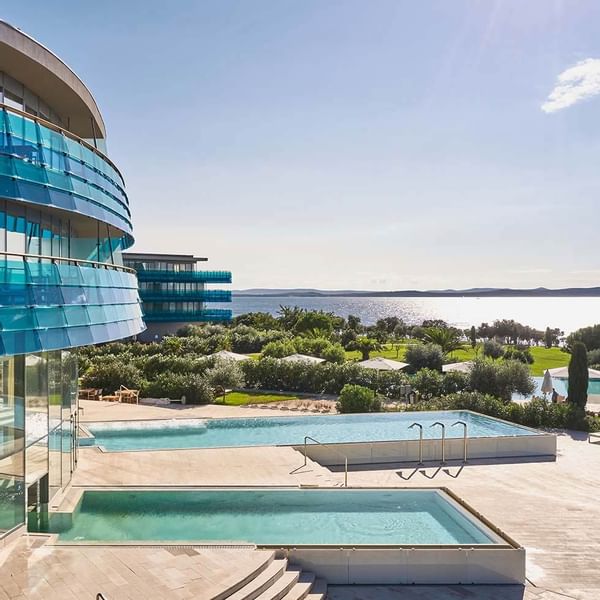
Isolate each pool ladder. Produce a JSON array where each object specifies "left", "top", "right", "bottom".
[
  {"left": 409, "top": 420, "right": 468, "bottom": 465},
  {"left": 302, "top": 435, "right": 348, "bottom": 487}
]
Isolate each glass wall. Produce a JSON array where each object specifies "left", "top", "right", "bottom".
[
  {"left": 0, "top": 198, "right": 127, "bottom": 264},
  {"left": 0, "top": 354, "right": 25, "bottom": 535},
  {"left": 0, "top": 350, "right": 78, "bottom": 537}
]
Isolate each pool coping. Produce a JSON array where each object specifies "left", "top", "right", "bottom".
[{"left": 79, "top": 409, "right": 550, "bottom": 455}]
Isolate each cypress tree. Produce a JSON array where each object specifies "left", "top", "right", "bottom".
[{"left": 568, "top": 342, "right": 589, "bottom": 409}]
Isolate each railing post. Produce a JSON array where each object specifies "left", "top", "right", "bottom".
[
  {"left": 452, "top": 420, "right": 468, "bottom": 463},
  {"left": 430, "top": 422, "right": 446, "bottom": 464},
  {"left": 409, "top": 422, "right": 423, "bottom": 464}
]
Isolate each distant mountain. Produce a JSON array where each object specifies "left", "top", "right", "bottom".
[{"left": 234, "top": 287, "right": 600, "bottom": 298}]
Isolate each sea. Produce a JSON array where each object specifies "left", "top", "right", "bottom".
[{"left": 225, "top": 296, "right": 600, "bottom": 334}]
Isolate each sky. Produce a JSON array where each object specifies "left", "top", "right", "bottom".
[{"left": 5, "top": 1, "right": 600, "bottom": 290}]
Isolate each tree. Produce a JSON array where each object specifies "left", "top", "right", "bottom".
[
  {"left": 468, "top": 358, "right": 534, "bottom": 402},
  {"left": 568, "top": 342, "right": 589, "bottom": 409},
  {"left": 482, "top": 339, "right": 504, "bottom": 360},
  {"left": 544, "top": 327, "right": 562, "bottom": 348},
  {"left": 469, "top": 326, "right": 477, "bottom": 349},
  {"left": 567, "top": 325, "right": 600, "bottom": 351},
  {"left": 293, "top": 311, "right": 335, "bottom": 337},
  {"left": 421, "top": 327, "right": 464, "bottom": 356},
  {"left": 404, "top": 343, "right": 444, "bottom": 373},
  {"left": 336, "top": 384, "right": 381, "bottom": 413},
  {"left": 349, "top": 337, "right": 382, "bottom": 361},
  {"left": 205, "top": 359, "right": 245, "bottom": 402},
  {"left": 277, "top": 305, "right": 305, "bottom": 331},
  {"left": 412, "top": 368, "right": 444, "bottom": 400},
  {"left": 321, "top": 343, "right": 346, "bottom": 364},
  {"left": 346, "top": 314, "right": 362, "bottom": 332}
]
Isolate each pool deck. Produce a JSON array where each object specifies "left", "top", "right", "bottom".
[{"left": 4, "top": 403, "right": 600, "bottom": 598}]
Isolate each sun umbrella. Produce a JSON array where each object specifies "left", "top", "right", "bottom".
[
  {"left": 357, "top": 357, "right": 409, "bottom": 371},
  {"left": 281, "top": 354, "right": 325, "bottom": 364},
  {"left": 210, "top": 350, "right": 252, "bottom": 362},
  {"left": 541, "top": 369, "right": 553, "bottom": 397},
  {"left": 442, "top": 361, "right": 473, "bottom": 374}
]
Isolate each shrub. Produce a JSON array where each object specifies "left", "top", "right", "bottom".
[
  {"left": 204, "top": 359, "right": 245, "bottom": 391},
  {"left": 262, "top": 340, "right": 296, "bottom": 358},
  {"left": 337, "top": 384, "right": 381, "bottom": 413},
  {"left": 468, "top": 358, "right": 534, "bottom": 402},
  {"left": 568, "top": 342, "right": 589, "bottom": 409},
  {"left": 145, "top": 372, "right": 213, "bottom": 404},
  {"left": 482, "top": 339, "right": 505, "bottom": 359},
  {"left": 412, "top": 368, "right": 444, "bottom": 400},
  {"left": 587, "top": 348, "right": 600, "bottom": 366},
  {"left": 241, "top": 358, "right": 410, "bottom": 398},
  {"left": 503, "top": 348, "right": 534, "bottom": 364},
  {"left": 440, "top": 370, "right": 470, "bottom": 395},
  {"left": 406, "top": 392, "right": 600, "bottom": 432},
  {"left": 321, "top": 343, "right": 346, "bottom": 364},
  {"left": 404, "top": 343, "right": 443, "bottom": 373},
  {"left": 80, "top": 357, "right": 146, "bottom": 394}
]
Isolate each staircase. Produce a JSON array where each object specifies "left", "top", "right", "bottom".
[{"left": 213, "top": 551, "right": 327, "bottom": 600}]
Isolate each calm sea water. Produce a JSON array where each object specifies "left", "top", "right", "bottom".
[{"left": 225, "top": 296, "right": 600, "bottom": 334}]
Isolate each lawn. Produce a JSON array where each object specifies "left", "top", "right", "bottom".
[
  {"left": 216, "top": 391, "right": 300, "bottom": 406},
  {"left": 344, "top": 343, "right": 569, "bottom": 376}
]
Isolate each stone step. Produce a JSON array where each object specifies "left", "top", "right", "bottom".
[
  {"left": 305, "top": 578, "right": 328, "bottom": 600},
  {"left": 211, "top": 550, "right": 276, "bottom": 600},
  {"left": 253, "top": 566, "right": 301, "bottom": 600},
  {"left": 279, "top": 571, "right": 316, "bottom": 600},
  {"left": 226, "top": 558, "right": 288, "bottom": 600}
]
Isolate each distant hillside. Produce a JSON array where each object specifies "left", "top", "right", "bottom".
[{"left": 234, "top": 287, "right": 600, "bottom": 298}]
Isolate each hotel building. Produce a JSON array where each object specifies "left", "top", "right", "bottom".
[
  {"left": 0, "top": 21, "right": 144, "bottom": 539},
  {"left": 123, "top": 252, "right": 232, "bottom": 340}
]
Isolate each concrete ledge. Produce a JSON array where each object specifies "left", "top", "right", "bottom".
[{"left": 293, "top": 433, "right": 557, "bottom": 466}]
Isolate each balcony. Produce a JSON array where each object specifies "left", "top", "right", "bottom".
[
  {"left": 143, "top": 308, "right": 232, "bottom": 323},
  {"left": 135, "top": 270, "right": 232, "bottom": 284},
  {"left": 140, "top": 289, "right": 232, "bottom": 303}
]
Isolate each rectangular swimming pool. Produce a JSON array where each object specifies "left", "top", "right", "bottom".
[
  {"left": 51, "top": 488, "right": 497, "bottom": 545},
  {"left": 85, "top": 410, "right": 541, "bottom": 452},
  {"left": 42, "top": 487, "right": 526, "bottom": 585}
]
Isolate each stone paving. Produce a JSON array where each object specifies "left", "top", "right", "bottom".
[{"left": 4, "top": 403, "right": 600, "bottom": 599}]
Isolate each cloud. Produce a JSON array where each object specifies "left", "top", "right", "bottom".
[{"left": 542, "top": 58, "right": 600, "bottom": 113}]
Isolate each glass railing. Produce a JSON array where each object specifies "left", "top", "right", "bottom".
[
  {"left": 0, "top": 106, "right": 132, "bottom": 236},
  {"left": 139, "top": 290, "right": 232, "bottom": 303},
  {"left": 143, "top": 308, "right": 232, "bottom": 322},
  {"left": 135, "top": 270, "right": 232, "bottom": 284},
  {"left": 0, "top": 252, "right": 145, "bottom": 356}
]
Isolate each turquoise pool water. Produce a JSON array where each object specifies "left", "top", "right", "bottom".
[
  {"left": 87, "top": 410, "right": 536, "bottom": 452},
  {"left": 514, "top": 377, "right": 600, "bottom": 400},
  {"left": 52, "top": 489, "right": 497, "bottom": 545}
]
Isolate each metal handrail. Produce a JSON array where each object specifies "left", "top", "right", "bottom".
[
  {"left": 303, "top": 435, "right": 348, "bottom": 487},
  {"left": 430, "top": 421, "right": 446, "bottom": 464},
  {"left": 409, "top": 422, "right": 424, "bottom": 464},
  {"left": 96, "top": 594, "right": 107, "bottom": 600},
  {"left": 0, "top": 250, "right": 136, "bottom": 274},
  {"left": 452, "top": 420, "right": 468, "bottom": 463}
]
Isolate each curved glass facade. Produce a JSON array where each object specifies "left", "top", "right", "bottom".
[
  {"left": 0, "top": 27, "right": 144, "bottom": 538},
  {"left": 0, "top": 107, "right": 131, "bottom": 237}
]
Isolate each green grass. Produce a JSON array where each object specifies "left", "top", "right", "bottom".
[
  {"left": 344, "top": 343, "right": 569, "bottom": 376},
  {"left": 216, "top": 391, "right": 300, "bottom": 406}
]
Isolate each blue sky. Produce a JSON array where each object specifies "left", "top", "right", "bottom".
[{"left": 5, "top": 1, "right": 600, "bottom": 290}]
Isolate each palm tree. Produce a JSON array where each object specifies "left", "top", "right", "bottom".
[
  {"left": 421, "top": 326, "right": 464, "bottom": 356},
  {"left": 352, "top": 337, "right": 382, "bottom": 361}
]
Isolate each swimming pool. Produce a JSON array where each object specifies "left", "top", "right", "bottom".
[
  {"left": 51, "top": 488, "right": 496, "bottom": 545},
  {"left": 86, "top": 410, "right": 539, "bottom": 452},
  {"left": 43, "top": 487, "right": 526, "bottom": 585}
]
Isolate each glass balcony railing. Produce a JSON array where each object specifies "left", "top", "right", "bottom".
[
  {"left": 135, "top": 270, "right": 232, "bottom": 284},
  {"left": 143, "top": 308, "right": 232, "bottom": 323},
  {"left": 139, "top": 290, "right": 232, "bottom": 302}
]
